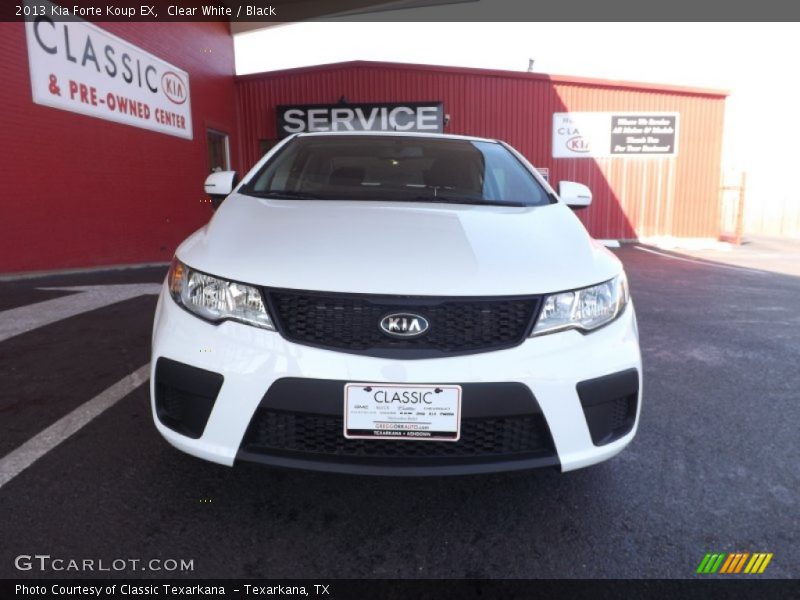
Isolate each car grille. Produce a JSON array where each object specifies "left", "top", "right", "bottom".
[
  {"left": 608, "top": 394, "right": 637, "bottom": 433},
  {"left": 265, "top": 289, "right": 540, "bottom": 358},
  {"left": 154, "top": 358, "right": 223, "bottom": 439},
  {"left": 576, "top": 368, "right": 639, "bottom": 446},
  {"left": 240, "top": 409, "right": 555, "bottom": 462}
]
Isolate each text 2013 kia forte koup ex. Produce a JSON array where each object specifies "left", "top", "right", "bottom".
[{"left": 150, "top": 132, "right": 642, "bottom": 475}]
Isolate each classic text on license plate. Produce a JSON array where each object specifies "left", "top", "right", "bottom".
[{"left": 343, "top": 383, "right": 462, "bottom": 441}]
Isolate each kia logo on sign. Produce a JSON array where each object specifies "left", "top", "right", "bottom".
[
  {"left": 566, "top": 136, "right": 590, "bottom": 153},
  {"left": 161, "top": 71, "right": 187, "bottom": 105},
  {"left": 380, "top": 313, "right": 430, "bottom": 338}
]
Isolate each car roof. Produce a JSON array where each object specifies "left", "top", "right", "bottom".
[{"left": 296, "top": 131, "right": 500, "bottom": 144}]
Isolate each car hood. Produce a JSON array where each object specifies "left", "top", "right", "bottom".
[{"left": 177, "top": 195, "right": 622, "bottom": 296}]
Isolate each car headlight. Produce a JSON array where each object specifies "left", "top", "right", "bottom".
[
  {"left": 531, "top": 274, "right": 629, "bottom": 336},
  {"left": 167, "top": 258, "right": 275, "bottom": 330}
]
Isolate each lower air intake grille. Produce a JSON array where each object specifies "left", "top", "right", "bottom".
[
  {"left": 577, "top": 368, "right": 639, "bottom": 446},
  {"left": 240, "top": 410, "right": 555, "bottom": 461},
  {"left": 154, "top": 358, "right": 224, "bottom": 439}
]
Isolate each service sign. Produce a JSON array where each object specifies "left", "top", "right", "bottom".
[
  {"left": 24, "top": 2, "right": 193, "bottom": 139},
  {"left": 277, "top": 102, "right": 444, "bottom": 138},
  {"left": 553, "top": 112, "right": 678, "bottom": 158}
]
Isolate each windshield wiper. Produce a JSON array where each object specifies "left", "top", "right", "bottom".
[
  {"left": 246, "top": 190, "right": 322, "bottom": 200},
  {"left": 413, "top": 196, "right": 527, "bottom": 207}
]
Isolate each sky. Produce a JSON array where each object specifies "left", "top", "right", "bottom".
[{"left": 235, "top": 22, "right": 800, "bottom": 228}]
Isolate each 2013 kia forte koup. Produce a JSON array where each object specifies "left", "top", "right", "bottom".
[{"left": 150, "top": 132, "right": 642, "bottom": 475}]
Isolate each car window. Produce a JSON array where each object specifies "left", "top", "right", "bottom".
[{"left": 242, "top": 136, "right": 552, "bottom": 206}]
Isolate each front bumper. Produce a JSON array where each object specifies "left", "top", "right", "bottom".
[{"left": 150, "top": 282, "right": 642, "bottom": 475}]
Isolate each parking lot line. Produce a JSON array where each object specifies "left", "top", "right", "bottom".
[
  {"left": 0, "top": 283, "right": 161, "bottom": 343},
  {"left": 633, "top": 245, "right": 767, "bottom": 274},
  {"left": 0, "top": 364, "right": 150, "bottom": 490}
]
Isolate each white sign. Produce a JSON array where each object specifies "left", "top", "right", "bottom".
[
  {"left": 344, "top": 383, "right": 461, "bottom": 441},
  {"left": 553, "top": 112, "right": 678, "bottom": 158},
  {"left": 24, "top": 2, "right": 193, "bottom": 139}
]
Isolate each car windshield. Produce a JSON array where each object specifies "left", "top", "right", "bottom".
[{"left": 241, "top": 135, "right": 552, "bottom": 206}]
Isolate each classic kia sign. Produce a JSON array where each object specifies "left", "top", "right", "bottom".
[
  {"left": 277, "top": 102, "right": 444, "bottom": 138},
  {"left": 24, "top": 2, "right": 193, "bottom": 139},
  {"left": 553, "top": 112, "right": 678, "bottom": 158}
]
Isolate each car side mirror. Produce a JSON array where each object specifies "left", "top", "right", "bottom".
[
  {"left": 558, "top": 181, "right": 592, "bottom": 210},
  {"left": 204, "top": 171, "right": 238, "bottom": 210}
]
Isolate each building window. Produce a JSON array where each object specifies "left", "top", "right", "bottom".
[{"left": 207, "top": 129, "right": 230, "bottom": 172}]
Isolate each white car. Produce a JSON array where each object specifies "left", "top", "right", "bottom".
[{"left": 151, "top": 131, "right": 641, "bottom": 475}]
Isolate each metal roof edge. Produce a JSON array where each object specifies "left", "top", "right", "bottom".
[{"left": 235, "top": 60, "right": 730, "bottom": 98}]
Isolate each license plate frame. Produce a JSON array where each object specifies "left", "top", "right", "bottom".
[{"left": 343, "top": 383, "right": 462, "bottom": 442}]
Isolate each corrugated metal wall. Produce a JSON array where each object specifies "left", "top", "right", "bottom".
[
  {"left": 235, "top": 61, "right": 727, "bottom": 240},
  {"left": 0, "top": 21, "right": 238, "bottom": 273}
]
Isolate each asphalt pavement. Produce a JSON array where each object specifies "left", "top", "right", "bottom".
[{"left": 0, "top": 246, "right": 798, "bottom": 579}]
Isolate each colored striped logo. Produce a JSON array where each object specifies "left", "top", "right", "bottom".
[{"left": 696, "top": 552, "right": 773, "bottom": 574}]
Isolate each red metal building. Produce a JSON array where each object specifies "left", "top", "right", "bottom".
[
  {"left": 1, "top": 21, "right": 727, "bottom": 275},
  {"left": 236, "top": 61, "right": 728, "bottom": 242},
  {"left": 0, "top": 20, "right": 238, "bottom": 274}
]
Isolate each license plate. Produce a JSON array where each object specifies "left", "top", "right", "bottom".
[{"left": 344, "top": 383, "right": 462, "bottom": 441}]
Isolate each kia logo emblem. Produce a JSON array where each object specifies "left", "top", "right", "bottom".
[
  {"left": 566, "top": 135, "right": 590, "bottom": 153},
  {"left": 380, "top": 313, "right": 430, "bottom": 338},
  {"left": 161, "top": 71, "right": 187, "bottom": 105}
]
